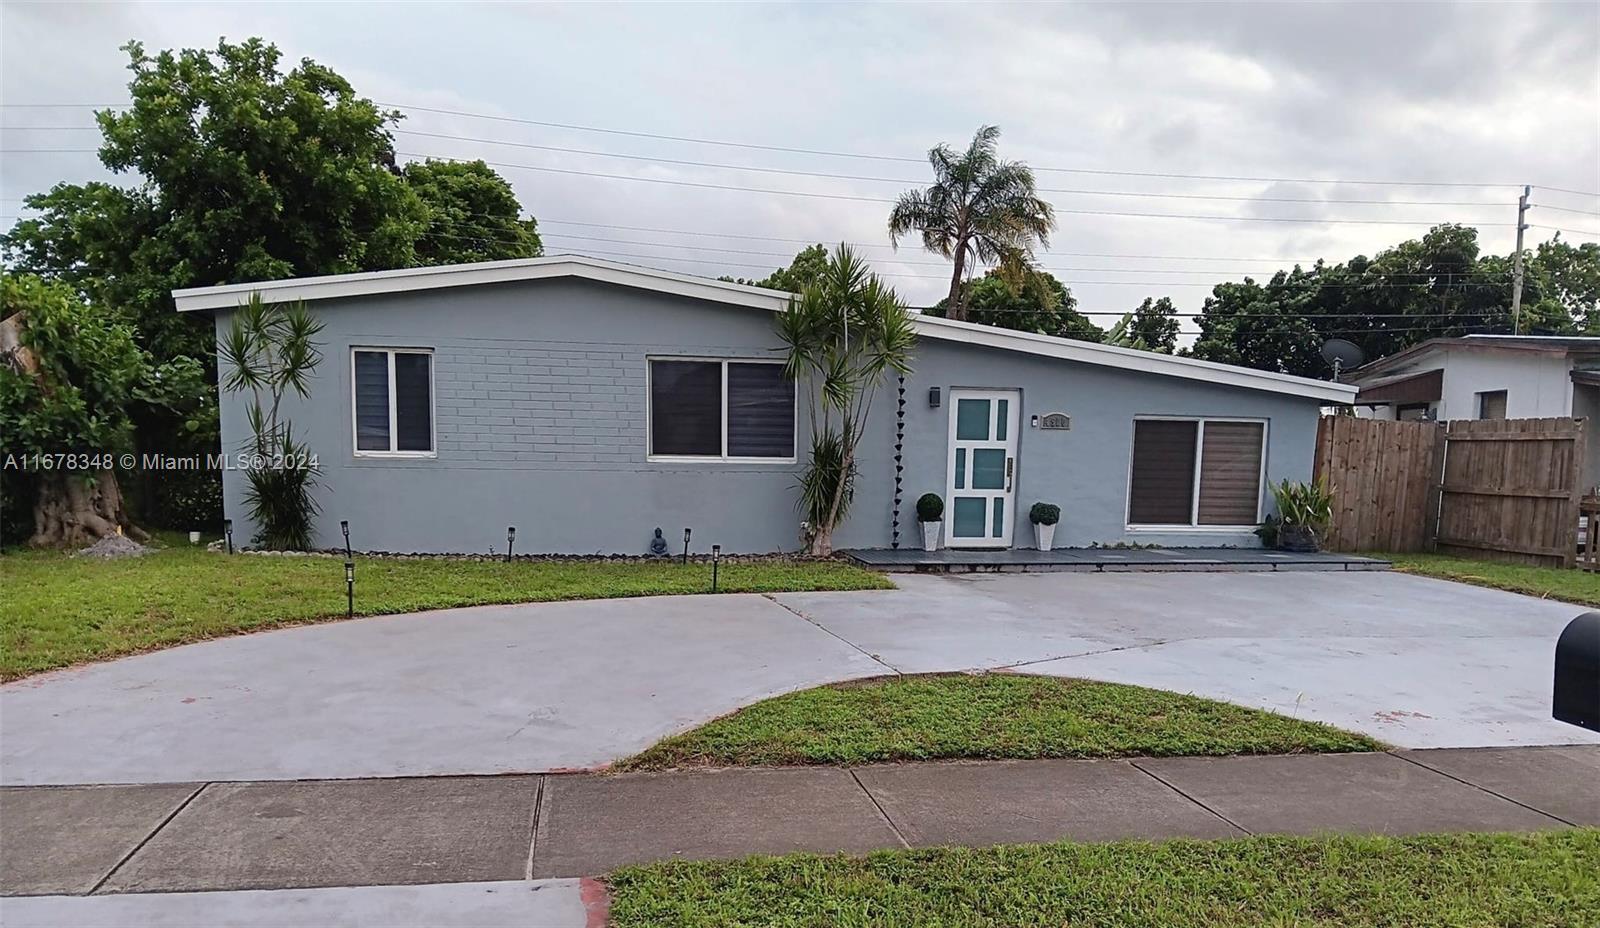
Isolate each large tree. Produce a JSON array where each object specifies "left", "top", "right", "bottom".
[
  {"left": 888, "top": 126, "right": 1055, "bottom": 320},
  {"left": 405, "top": 159, "right": 543, "bottom": 265},
  {"left": 2, "top": 39, "right": 432, "bottom": 368},
  {"left": 722, "top": 243, "right": 830, "bottom": 292},
  {"left": 929, "top": 267, "right": 1103, "bottom": 342},
  {"left": 0, "top": 275, "right": 203, "bottom": 547},
  {"left": 1128, "top": 297, "right": 1181, "bottom": 353},
  {"left": 1189, "top": 224, "right": 1594, "bottom": 377}
]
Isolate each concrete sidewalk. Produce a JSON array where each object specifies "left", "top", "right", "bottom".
[{"left": 4, "top": 746, "right": 1594, "bottom": 897}]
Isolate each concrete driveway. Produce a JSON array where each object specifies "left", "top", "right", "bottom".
[
  {"left": 2, "top": 571, "right": 1593, "bottom": 786},
  {"left": 776, "top": 571, "right": 1596, "bottom": 750}
]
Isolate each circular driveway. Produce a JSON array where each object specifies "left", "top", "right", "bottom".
[{"left": 3, "top": 571, "right": 1594, "bottom": 785}]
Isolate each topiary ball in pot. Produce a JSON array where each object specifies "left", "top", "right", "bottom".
[
  {"left": 915, "top": 492, "right": 943, "bottom": 552},
  {"left": 1030, "top": 501, "right": 1061, "bottom": 551}
]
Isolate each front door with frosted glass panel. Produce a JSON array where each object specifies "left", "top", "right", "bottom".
[{"left": 945, "top": 390, "right": 1020, "bottom": 548}]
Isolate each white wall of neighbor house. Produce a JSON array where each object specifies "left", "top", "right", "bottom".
[
  {"left": 209, "top": 276, "right": 1327, "bottom": 554},
  {"left": 1436, "top": 348, "right": 1574, "bottom": 420}
]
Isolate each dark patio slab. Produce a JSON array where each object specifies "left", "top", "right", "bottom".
[
  {"left": 532, "top": 767, "right": 902, "bottom": 878},
  {"left": 0, "top": 783, "right": 200, "bottom": 896},
  {"left": 1136, "top": 752, "right": 1567, "bottom": 837},
  {"left": 99, "top": 776, "right": 538, "bottom": 894},
  {"left": 1398, "top": 745, "right": 1600, "bottom": 825},
  {"left": 854, "top": 758, "right": 1241, "bottom": 847},
  {"left": 842, "top": 546, "right": 1390, "bottom": 573}
]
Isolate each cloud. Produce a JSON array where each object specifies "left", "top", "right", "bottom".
[{"left": 2, "top": 1, "right": 1595, "bottom": 326}]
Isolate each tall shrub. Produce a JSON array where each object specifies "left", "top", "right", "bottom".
[
  {"left": 776, "top": 245, "right": 915, "bottom": 555},
  {"left": 219, "top": 294, "right": 325, "bottom": 549}
]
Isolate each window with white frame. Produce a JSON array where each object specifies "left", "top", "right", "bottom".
[
  {"left": 648, "top": 359, "right": 795, "bottom": 460},
  {"left": 352, "top": 348, "right": 434, "bottom": 455},
  {"left": 1127, "top": 418, "right": 1266, "bottom": 527}
]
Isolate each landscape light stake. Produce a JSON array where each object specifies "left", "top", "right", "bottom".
[
  {"left": 711, "top": 544, "right": 721, "bottom": 592},
  {"left": 344, "top": 559, "right": 355, "bottom": 620},
  {"left": 682, "top": 527, "right": 692, "bottom": 565},
  {"left": 340, "top": 520, "right": 351, "bottom": 560},
  {"left": 223, "top": 519, "right": 234, "bottom": 555},
  {"left": 506, "top": 526, "right": 516, "bottom": 563}
]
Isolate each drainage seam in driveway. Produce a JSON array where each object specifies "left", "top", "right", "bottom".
[
  {"left": 848, "top": 769, "right": 910, "bottom": 849},
  {"left": 762, "top": 595, "right": 903, "bottom": 675},
  {"left": 525, "top": 775, "right": 546, "bottom": 881},
  {"left": 88, "top": 781, "right": 210, "bottom": 895},
  {"left": 1127, "top": 761, "right": 1253, "bottom": 836},
  {"left": 1388, "top": 751, "right": 1577, "bottom": 827}
]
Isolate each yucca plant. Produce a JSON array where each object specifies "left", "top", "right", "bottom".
[
  {"left": 777, "top": 244, "right": 916, "bottom": 555},
  {"left": 220, "top": 294, "right": 325, "bottom": 550}
]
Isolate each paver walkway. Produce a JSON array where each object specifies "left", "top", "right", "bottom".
[{"left": 4, "top": 745, "right": 1593, "bottom": 897}]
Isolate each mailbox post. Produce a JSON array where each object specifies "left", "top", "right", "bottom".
[{"left": 1554, "top": 612, "right": 1600, "bottom": 730}]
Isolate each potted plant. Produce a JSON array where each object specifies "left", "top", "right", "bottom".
[
  {"left": 916, "top": 493, "right": 943, "bottom": 552},
  {"left": 1269, "top": 479, "right": 1333, "bottom": 552},
  {"left": 1029, "top": 502, "right": 1060, "bottom": 551}
]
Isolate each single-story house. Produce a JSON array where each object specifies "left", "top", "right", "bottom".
[
  {"left": 1346, "top": 334, "right": 1600, "bottom": 489},
  {"left": 173, "top": 256, "right": 1356, "bottom": 554}
]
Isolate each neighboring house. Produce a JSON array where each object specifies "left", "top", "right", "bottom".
[
  {"left": 173, "top": 256, "right": 1354, "bottom": 555},
  {"left": 1346, "top": 334, "right": 1600, "bottom": 488}
]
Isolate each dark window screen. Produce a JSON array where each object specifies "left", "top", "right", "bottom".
[
  {"left": 353, "top": 351, "right": 391, "bottom": 451},
  {"left": 394, "top": 353, "right": 432, "bottom": 452},
  {"left": 1197, "top": 422, "right": 1263, "bottom": 525},
  {"left": 651, "top": 361, "right": 722, "bottom": 456},
  {"left": 1128, "top": 420, "right": 1198, "bottom": 525},
  {"left": 727, "top": 363, "right": 794, "bottom": 458}
]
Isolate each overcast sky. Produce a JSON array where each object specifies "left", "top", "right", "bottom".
[{"left": 3, "top": 1, "right": 1597, "bottom": 334}]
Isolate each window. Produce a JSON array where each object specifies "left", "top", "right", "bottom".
[
  {"left": 352, "top": 349, "right": 434, "bottom": 455},
  {"left": 648, "top": 359, "right": 795, "bottom": 460},
  {"left": 1397, "top": 403, "right": 1432, "bottom": 421},
  {"left": 1127, "top": 418, "right": 1265, "bottom": 527},
  {"left": 1477, "top": 390, "right": 1507, "bottom": 420}
]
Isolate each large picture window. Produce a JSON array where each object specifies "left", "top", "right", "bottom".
[
  {"left": 353, "top": 348, "right": 434, "bottom": 455},
  {"left": 648, "top": 359, "right": 795, "bottom": 460},
  {"left": 1127, "top": 418, "right": 1265, "bottom": 527}
]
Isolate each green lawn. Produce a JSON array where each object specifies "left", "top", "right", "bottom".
[
  {"left": 607, "top": 830, "right": 1600, "bottom": 928},
  {"left": 1385, "top": 552, "right": 1600, "bottom": 607},
  {"left": 0, "top": 544, "right": 890, "bottom": 681},
  {"left": 619, "top": 673, "right": 1381, "bottom": 770}
]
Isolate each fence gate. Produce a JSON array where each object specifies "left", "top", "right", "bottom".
[
  {"left": 1435, "top": 417, "right": 1586, "bottom": 568},
  {"left": 1314, "top": 416, "right": 1444, "bottom": 553}
]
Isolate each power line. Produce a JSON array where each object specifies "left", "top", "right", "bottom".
[
  {"left": 1531, "top": 224, "right": 1600, "bottom": 237},
  {"left": 1531, "top": 202, "right": 1600, "bottom": 218},
  {"left": 0, "top": 100, "right": 1536, "bottom": 191},
  {"left": 0, "top": 145, "right": 1517, "bottom": 225}
]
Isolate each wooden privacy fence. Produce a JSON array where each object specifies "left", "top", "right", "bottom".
[{"left": 1314, "top": 415, "right": 1587, "bottom": 567}]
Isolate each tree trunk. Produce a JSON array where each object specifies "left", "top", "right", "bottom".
[
  {"left": 28, "top": 470, "right": 148, "bottom": 548},
  {"left": 947, "top": 246, "right": 968, "bottom": 321},
  {"left": 811, "top": 437, "right": 856, "bottom": 557}
]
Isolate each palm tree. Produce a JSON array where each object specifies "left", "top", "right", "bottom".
[{"left": 888, "top": 126, "right": 1056, "bottom": 321}]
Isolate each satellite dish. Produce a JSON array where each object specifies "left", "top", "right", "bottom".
[{"left": 1321, "top": 338, "right": 1366, "bottom": 380}]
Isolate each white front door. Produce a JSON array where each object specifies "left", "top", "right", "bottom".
[{"left": 945, "top": 389, "right": 1020, "bottom": 548}]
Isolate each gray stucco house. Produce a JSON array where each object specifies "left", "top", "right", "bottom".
[{"left": 173, "top": 256, "right": 1356, "bottom": 554}]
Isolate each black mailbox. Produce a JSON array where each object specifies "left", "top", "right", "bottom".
[{"left": 1554, "top": 612, "right": 1600, "bottom": 730}]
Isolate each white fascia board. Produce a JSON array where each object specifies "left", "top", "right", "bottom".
[
  {"left": 171, "top": 255, "right": 795, "bottom": 313},
  {"left": 908, "top": 314, "right": 1356, "bottom": 403}
]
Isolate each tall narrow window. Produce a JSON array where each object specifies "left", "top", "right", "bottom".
[
  {"left": 1128, "top": 418, "right": 1265, "bottom": 527},
  {"left": 648, "top": 359, "right": 795, "bottom": 460},
  {"left": 352, "top": 349, "right": 434, "bottom": 455}
]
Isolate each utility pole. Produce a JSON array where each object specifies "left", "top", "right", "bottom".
[{"left": 1511, "top": 184, "right": 1530, "bottom": 335}]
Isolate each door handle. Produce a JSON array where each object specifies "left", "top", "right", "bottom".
[{"left": 1005, "top": 457, "right": 1014, "bottom": 492}]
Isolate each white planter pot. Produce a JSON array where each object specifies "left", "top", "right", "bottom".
[
  {"left": 189, "top": 531, "right": 201, "bottom": 545},
  {"left": 921, "top": 521, "right": 941, "bottom": 552},
  {"left": 1034, "top": 522, "right": 1056, "bottom": 552}
]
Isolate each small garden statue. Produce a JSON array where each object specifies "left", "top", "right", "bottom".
[{"left": 649, "top": 527, "right": 669, "bottom": 556}]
